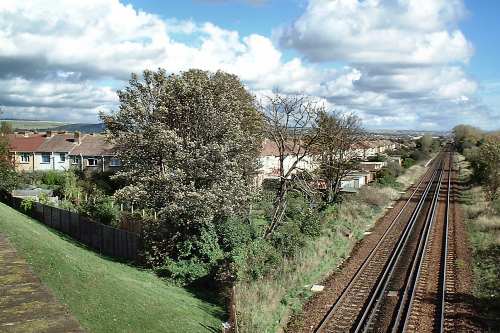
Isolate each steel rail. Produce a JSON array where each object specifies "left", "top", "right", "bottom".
[
  {"left": 314, "top": 157, "right": 441, "bottom": 332},
  {"left": 393, "top": 160, "right": 445, "bottom": 332},
  {"left": 438, "top": 151, "right": 452, "bottom": 332},
  {"left": 356, "top": 163, "right": 443, "bottom": 333}
]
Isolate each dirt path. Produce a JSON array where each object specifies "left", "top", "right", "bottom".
[{"left": 0, "top": 234, "right": 84, "bottom": 333}]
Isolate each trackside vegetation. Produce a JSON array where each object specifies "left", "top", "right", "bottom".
[
  {"left": 235, "top": 162, "right": 428, "bottom": 332},
  {"left": 454, "top": 124, "right": 500, "bottom": 330},
  {"left": 0, "top": 202, "right": 224, "bottom": 333}
]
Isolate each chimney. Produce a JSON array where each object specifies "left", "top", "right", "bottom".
[
  {"left": 46, "top": 130, "right": 53, "bottom": 138},
  {"left": 74, "top": 131, "right": 81, "bottom": 144}
]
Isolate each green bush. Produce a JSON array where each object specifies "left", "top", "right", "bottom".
[
  {"left": 375, "top": 167, "right": 402, "bottom": 189},
  {"left": 367, "top": 154, "right": 387, "bottom": 162},
  {"left": 270, "top": 193, "right": 321, "bottom": 257},
  {"left": 402, "top": 157, "right": 415, "bottom": 168},
  {"left": 20, "top": 198, "right": 35, "bottom": 213},
  {"left": 410, "top": 149, "right": 428, "bottom": 162},
  {"left": 233, "top": 239, "right": 280, "bottom": 280},
  {"left": 78, "top": 192, "right": 119, "bottom": 225},
  {"left": 41, "top": 170, "right": 66, "bottom": 186},
  {"left": 272, "top": 222, "right": 305, "bottom": 257},
  {"left": 217, "top": 216, "right": 255, "bottom": 252},
  {"left": 38, "top": 192, "right": 50, "bottom": 205},
  {"left": 158, "top": 258, "right": 210, "bottom": 284},
  {"left": 386, "top": 161, "right": 404, "bottom": 177}
]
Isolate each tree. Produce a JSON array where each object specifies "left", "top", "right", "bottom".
[
  {"left": 316, "top": 111, "right": 365, "bottom": 203},
  {"left": 417, "top": 134, "right": 433, "bottom": 153},
  {"left": 0, "top": 109, "right": 17, "bottom": 193},
  {"left": 0, "top": 121, "right": 12, "bottom": 136},
  {"left": 261, "top": 93, "right": 322, "bottom": 237},
  {"left": 0, "top": 130, "right": 18, "bottom": 193},
  {"left": 452, "top": 124, "right": 483, "bottom": 152},
  {"left": 477, "top": 137, "right": 500, "bottom": 202},
  {"left": 101, "top": 69, "right": 263, "bottom": 280}
]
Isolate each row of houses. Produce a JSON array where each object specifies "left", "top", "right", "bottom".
[
  {"left": 6, "top": 131, "right": 120, "bottom": 173},
  {"left": 258, "top": 138, "right": 400, "bottom": 192},
  {"left": 6, "top": 131, "right": 399, "bottom": 193}
]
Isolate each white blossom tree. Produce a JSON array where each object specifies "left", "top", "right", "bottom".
[{"left": 101, "top": 69, "right": 263, "bottom": 274}]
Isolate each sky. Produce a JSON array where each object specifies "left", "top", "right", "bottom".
[{"left": 0, "top": 0, "right": 499, "bottom": 130}]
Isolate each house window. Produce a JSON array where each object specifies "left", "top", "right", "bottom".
[
  {"left": 110, "top": 158, "right": 121, "bottom": 167},
  {"left": 59, "top": 153, "right": 66, "bottom": 162},
  {"left": 20, "top": 153, "right": 30, "bottom": 164},
  {"left": 41, "top": 153, "right": 51, "bottom": 164},
  {"left": 87, "top": 158, "right": 98, "bottom": 167},
  {"left": 71, "top": 156, "right": 80, "bottom": 165}
]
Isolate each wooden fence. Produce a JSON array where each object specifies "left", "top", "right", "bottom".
[{"left": 3, "top": 194, "right": 140, "bottom": 262}]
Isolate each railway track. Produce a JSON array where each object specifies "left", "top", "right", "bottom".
[{"left": 315, "top": 149, "right": 456, "bottom": 333}]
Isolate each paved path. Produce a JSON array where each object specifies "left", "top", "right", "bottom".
[{"left": 0, "top": 234, "right": 84, "bottom": 333}]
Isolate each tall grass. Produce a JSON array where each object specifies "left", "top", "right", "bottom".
[
  {"left": 236, "top": 164, "right": 426, "bottom": 332},
  {"left": 458, "top": 155, "right": 500, "bottom": 330}
]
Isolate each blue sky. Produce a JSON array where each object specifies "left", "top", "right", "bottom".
[{"left": 0, "top": 0, "right": 498, "bottom": 130}]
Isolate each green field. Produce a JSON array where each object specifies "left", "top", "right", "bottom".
[
  {"left": 0, "top": 202, "right": 224, "bottom": 333},
  {"left": 1, "top": 120, "right": 67, "bottom": 130}
]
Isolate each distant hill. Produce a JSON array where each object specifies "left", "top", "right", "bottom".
[
  {"left": 1, "top": 119, "right": 67, "bottom": 130},
  {"left": 0, "top": 119, "right": 106, "bottom": 133},
  {"left": 51, "top": 123, "right": 106, "bottom": 133}
]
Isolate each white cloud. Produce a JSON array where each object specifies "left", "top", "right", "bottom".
[
  {"left": 0, "top": 0, "right": 495, "bottom": 129},
  {"left": 0, "top": 77, "right": 117, "bottom": 121},
  {"left": 278, "top": 0, "right": 473, "bottom": 65}
]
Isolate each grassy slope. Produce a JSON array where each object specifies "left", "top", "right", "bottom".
[
  {"left": 237, "top": 162, "right": 428, "bottom": 333},
  {"left": 0, "top": 202, "right": 223, "bottom": 333},
  {"left": 458, "top": 156, "right": 500, "bottom": 330}
]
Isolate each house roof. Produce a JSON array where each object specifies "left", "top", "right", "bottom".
[
  {"left": 261, "top": 138, "right": 308, "bottom": 157},
  {"left": 6, "top": 133, "right": 47, "bottom": 152},
  {"left": 36, "top": 134, "right": 78, "bottom": 153},
  {"left": 70, "top": 134, "right": 114, "bottom": 156},
  {"left": 261, "top": 139, "right": 279, "bottom": 156}
]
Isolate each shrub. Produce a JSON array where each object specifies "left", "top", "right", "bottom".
[
  {"left": 410, "top": 149, "right": 428, "bottom": 162},
  {"left": 38, "top": 192, "right": 50, "bottom": 205},
  {"left": 41, "top": 170, "right": 66, "bottom": 186},
  {"left": 402, "top": 157, "right": 415, "bottom": 168},
  {"left": 375, "top": 168, "right": 402, "bottom": 189},
  {"left": 233, "top": 239, "right": 280, "bottom": 280},
  {"left": 272, "top": 222, "right": 305, "bottom": 257},
  {"left": 368, "top": 154, "right": 387, "bottom": 162},
  {"left": 158, "top": 258, "right": 210, "bottom": 284},
  {"left": 386, "top": 161, "right": 404, "bottom": 177},
  {"left": 217, "top": 216, "right": 254, "bottom": 252},
  {"left": 20, "top": 198, "right": 35, "bottom": 213},
  {"left": 78, "top": 192, "right": 119, "bottom": 225},
  {"left": 358, "top": 186, "right": 390, "bottom": 207}
]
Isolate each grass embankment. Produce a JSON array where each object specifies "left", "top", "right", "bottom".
[
  {"left": 0, "top": 202, "right": 224, "bottom": 333},
  {"left": 457, "top": 155, "right": 500, "bottom": 330},
  {"left": 236, "top": 162, "right": 428, "bottom": 333}
]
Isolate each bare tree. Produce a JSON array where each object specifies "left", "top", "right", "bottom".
[
  {"left": 316, "top": 111, "right": 365, "bottom": 204},
  {"left": 261, "top": 93, "right": 323, "bottom": 237}
]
